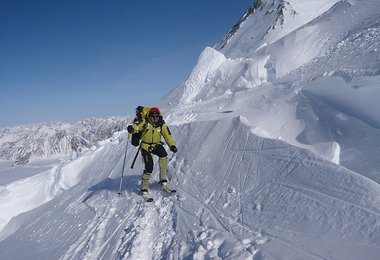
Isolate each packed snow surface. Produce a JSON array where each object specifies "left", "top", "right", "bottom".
[{"left": 1, "top": 0, "right": 380, "bottom": 259}]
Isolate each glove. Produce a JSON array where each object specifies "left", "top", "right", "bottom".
[
  {"left": 133, "top": 117, "right": 141, "bottom": 124},
  {"left": 170, "top": 145, "right": 177, "bottom": 153},
  {"left": 127, "top": 125, "right": 134, "bottom": 134}
]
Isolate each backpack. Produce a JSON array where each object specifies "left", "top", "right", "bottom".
[{"left": 142, "top": 107, "right": 151, "bottom": 119}]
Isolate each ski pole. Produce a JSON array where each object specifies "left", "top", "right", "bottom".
[
  {"left": 118, "top": 139, "right": 129, "bottom": 196},
  {"left": 130, "top": 146, "right": 141, "bottom": 169}
]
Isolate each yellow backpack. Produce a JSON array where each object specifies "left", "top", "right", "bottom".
[{"left": 142, "top": 107, "right": 150, "bottom": 119}]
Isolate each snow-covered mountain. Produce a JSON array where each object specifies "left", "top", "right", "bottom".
[
  {"left": 1, "top": 0, "right": 380, "bottom": 259},
  {"left": 0, "top": 117, "right": 129, "bottom": 165},
  {"left": 161, "top": 0, "right": 380, "bottom": 182}
]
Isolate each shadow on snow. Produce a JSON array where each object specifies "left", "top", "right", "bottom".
[{"left": 82, "top": 175, "right": 141, "bottom": 202}]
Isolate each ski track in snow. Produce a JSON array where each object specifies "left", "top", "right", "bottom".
[
  {"left": 56, "top": 166, "right": 178, "bottom": 259},
  {"left": 3, "top": 131, "right": 268, "bottom": 259}
]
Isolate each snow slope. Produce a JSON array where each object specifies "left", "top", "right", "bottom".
[
  {"left": 1, "top": 117, "right": 379, "bottom": 259},
  {"left": 1, "top": 0, "right": 380, "bottom": 259}
]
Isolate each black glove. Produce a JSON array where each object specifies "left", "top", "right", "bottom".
[
  {"left": 170, "top": 145, "right": 177, "bottom": 153},
  {"left": 127, "top": 125, "right": 134, "bottom": 134}
]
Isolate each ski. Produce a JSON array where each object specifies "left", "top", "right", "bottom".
[
  {"left": 163, "top": 186, "right": 176, "bottom": 194},
  {"left": 141, "top": 190, "right": 153, "bottom": 202},
  {"left": 143, "top": 196, "right": 154, "bottom": 202},
  {"left": 159, "top": 182, "right": 177, "bottom": 194}
]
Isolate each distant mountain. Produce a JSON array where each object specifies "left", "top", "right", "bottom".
[{"left": 0, "top": 117, "right": 129, "bottom": 165}]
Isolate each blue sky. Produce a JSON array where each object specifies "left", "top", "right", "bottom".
[{"left": 0, "top": 0, "right": 253, "bottom": 127}]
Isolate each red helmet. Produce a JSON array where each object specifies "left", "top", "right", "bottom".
[{"left": 149, "top": 107, "right": 160, "bottom": 117}]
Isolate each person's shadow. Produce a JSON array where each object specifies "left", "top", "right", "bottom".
[{"left": 82, "top": 175, "right": 140, "bottom": 202}]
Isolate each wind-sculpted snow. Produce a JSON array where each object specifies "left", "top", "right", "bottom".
[
  {"left": 170, "top": 117, "right": 380, "bottom": 259},
  {"left": 163, "top": 0, "right": 342, "bottom": 105},
  {"left": 0, "top": 117, "right": 379, "bottom": 259},
  {"left": 159, "top": 0, "right": 380, "bottom": 185},
  {"left": 162, "top": 0, "right": 379, "bottom": 107},
  {"left": 0, "top": 117, "right": 129, "bottom": 165}
]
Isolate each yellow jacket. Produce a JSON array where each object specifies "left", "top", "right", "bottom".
[{"left": 132, "top": 117, "right": 175, "bottom": 152}]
